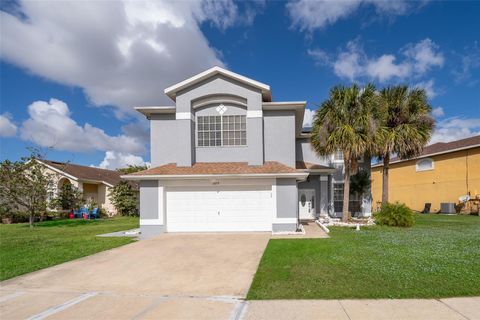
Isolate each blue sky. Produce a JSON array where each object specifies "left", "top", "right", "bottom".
[{"left": 1, "top": 0, "right": 479, "bottom": 169}]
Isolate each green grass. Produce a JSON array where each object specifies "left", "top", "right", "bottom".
[
  {"left": 248, "top": 214, "right": 480, "bottom": 300},
  {"left": 0, "top": 217, "right": 139, "bottom": 281}
]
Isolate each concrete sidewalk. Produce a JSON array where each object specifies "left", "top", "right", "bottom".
[{"left": 243, "top": 297, "right": 480, "bottom": 320}]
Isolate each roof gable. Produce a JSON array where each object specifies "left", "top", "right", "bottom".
[
  {"left": 40, "top": 160, "right": 123, "bottom": 186},
  {"left": 164, "top": 66, "right": 272, "bottom": 102}
]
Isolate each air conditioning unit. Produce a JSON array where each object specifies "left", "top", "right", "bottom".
[{"left": 440, "top": 203, "right": 456, "bottom": 214}]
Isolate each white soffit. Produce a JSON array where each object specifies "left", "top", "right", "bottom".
[{"left": 135, "top": 106, "right": 176, "bottom": 117}]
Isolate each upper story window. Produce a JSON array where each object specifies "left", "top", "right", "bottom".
[
  {"left": 416, "top": 158, "right": 434, "bottom": 172},
  {"left": 197, "top": 115, "right": 246, "bottom": 147},
  {"left": 334, "top": 150, "right": 344, "bottom": 162},
  {"left": 332, "top": 150, "right": 363, "bottom": 163}
]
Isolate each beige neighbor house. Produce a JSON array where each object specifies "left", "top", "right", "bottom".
[{"left": 38, "top": 160, "right": 125, "bottom": 216}]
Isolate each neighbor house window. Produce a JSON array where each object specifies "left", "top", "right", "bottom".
[
  {"left": 197, "top": 115, "right": 246, "bottom": 147},
  {"left": 416, "top": 158, "right": 434, "bottom": 172}
]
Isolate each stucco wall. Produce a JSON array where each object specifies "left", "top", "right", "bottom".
[
  {"left": 371, "top": 148, "right": 480, "bottom": 212},
  {"left": 275, "top": 178, "right": 298, "bottom": 219},
  {"left": 98, "top": 185, "right": 117, "bottom": 216},
  {"left": 150, "top": 113, "right": 177, "bottom": 167},
  {"left": 139, "top": 180, "right": 159, "bottom": 220},
  {"left": 264, "top": 110, "right": 296, "bottom": 168},
  {"left": 295, "top": 138, "right": 330, "bottom": 165}
]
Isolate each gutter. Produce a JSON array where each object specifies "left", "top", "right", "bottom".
[{"left": 121, "top": 172, "right": 309, "bottom": 181}]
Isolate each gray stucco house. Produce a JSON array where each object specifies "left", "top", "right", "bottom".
[{"left": 123, "top": 67, "right": 372, "bottom": 237}]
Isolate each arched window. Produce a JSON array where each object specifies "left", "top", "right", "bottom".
[{"left": 416, "top": 158, "right": 434, "bottom": 172}]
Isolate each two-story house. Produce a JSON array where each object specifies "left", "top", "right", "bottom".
[{"left": 124, "top": 67, "right": 372, "bottom": 237}]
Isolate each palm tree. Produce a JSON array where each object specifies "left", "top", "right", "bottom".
[
  {"left": 311, "top": 84, "right": 377, "bottom": 222},
  {"left": 376, "top": 86, "right": 434, "bottom": 204}
]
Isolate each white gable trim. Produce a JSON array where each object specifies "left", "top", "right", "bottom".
[
  {"left": 35, "top": 160, "right": 78, "bottom": 181},
  {"left": 164, "top": 66, "right": 271, "bottom": 101}
]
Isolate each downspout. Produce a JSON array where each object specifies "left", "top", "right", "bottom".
[{"left": 466, "top": 149, "right": 469, "bottom": 195}]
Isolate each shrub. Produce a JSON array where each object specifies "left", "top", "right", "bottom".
[
  {"left": 374, "top": 202, "right": 414, "bottom": 227},
  {"left": 108, "top": 181, "right": 138, "bottom": 216},
  {"left": 51, "top": 183, "right": 83, "bottom": 211}
]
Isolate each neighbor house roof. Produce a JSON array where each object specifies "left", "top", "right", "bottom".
[
  {"left": 40, "top": 160, "right": 123, "bottom": 186},
  {"left": 122, "top": 161, "right": 308, "bottom": 180},
  {"left": 372, "top": 135, "right": 480, "bottom": 167},
  {"left": 164, "top": 66, "right": 272, "bottom": 102}
]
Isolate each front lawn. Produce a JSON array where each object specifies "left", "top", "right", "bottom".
[
  {"left": 0, "top": 217, "right": 139, "bottom": 281},
  {"left": 248, "top": 214, "right": 480, "bottom": 299}
]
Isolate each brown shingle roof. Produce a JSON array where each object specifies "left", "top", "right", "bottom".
[
  {"left": 296, "top": 161, "right": 334, "bottom": 171},
  {"left": 375, "top": 135, "right": 480, "bottom": 166},
  {"left": 128, "top": 161, "right": 298, "bottom": 176},
  {"left": 42, "top": 160, "right": 123, "bottom": 186}
]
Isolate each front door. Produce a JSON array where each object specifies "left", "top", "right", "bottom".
[{"left": 299, "top": 189, "right": 316, "bottom": 220}]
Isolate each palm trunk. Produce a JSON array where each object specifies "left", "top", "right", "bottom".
[
  {"left": 342, "top": 159, "right": 351, "bottom": 222},
  {"left": 382, "top": 154, "right": 390, "bottom": 204}
]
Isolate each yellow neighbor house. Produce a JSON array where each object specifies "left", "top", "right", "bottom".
[{"left": 371, "top": 135, "right": 480, "bottom": 213}]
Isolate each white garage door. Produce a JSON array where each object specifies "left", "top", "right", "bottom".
[{"left": 166, "top": 185, "right": 273, "bottom": 232}]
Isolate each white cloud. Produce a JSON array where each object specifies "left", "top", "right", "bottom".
[
  {"left": 309, "top": 38, "right": 443, "bottom": 84},
  {"left": 332, "top": 40, "right": 364, "bottom": 81},
  {"left": 403, "top": 38, "right": 444, "bottom": 74},
  {"left": 431, "top": 107, "right": 444, "bottom": 118},
  {"left": 452, "top": 41, "right": 480, "bottom": 86},
  {"left": 415, "top": 79, "right": 439, "bottom": 99},
  {"left": 430, "top": 117, "right": 480, "bottom": 143},
  {"left": 287, "top": 0, "right": 361, "bottom": 32},
  {"left": 307, "top": 49, "right": 330, "bottom": 66},
  {"left": 287, "top": 0, "right": 427, "bottom": 31},
  {"left": 365, "top": 54, "right": 411, "bottom": 82},
  {"left": 20, "top": 98, "right": 145, "bottom": 154},
  {"left": 303, "top": 108, "right": 317, "bottom": 128},
  {"left": 0, "top": 1, "right": 261, "bottom": 115},
  {"left": 98, "top": 151, "right": 150, "bottom": 170},
  {"left": 0, "top": 113, "right": 18, "bottom": 137}
]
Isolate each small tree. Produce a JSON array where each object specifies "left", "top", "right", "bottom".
[
  {"left": 51, "top": 183, "right": 83, "bottom": 211},
  {"left": 117, "top": 165, "right": 148, "bottom": 175},
  {"left": 0, "top": 152, "right": 55, "bottom": 228},
  {"left": 350, "top": 170, "right": 371, "bottom": 198},
  {"left": 109, "top": 181, "right": 138, "bottom": 216},
  {"left": 349, "top": 169, "right": 371, "bottom": 215}
]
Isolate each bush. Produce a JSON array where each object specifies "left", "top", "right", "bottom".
[
  {"left": 108, "top": 181, "right": 138, "bottom": 216},
  {"left": 374, "top": 202, "right": 415, "bottom": 227},
  {"left": 51, "top": 183, "right": 83, "bottom": 211}
]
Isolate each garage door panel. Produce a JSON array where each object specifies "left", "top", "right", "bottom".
[{"left": 166, "top": 186, "right": 272, "bottom": 232}]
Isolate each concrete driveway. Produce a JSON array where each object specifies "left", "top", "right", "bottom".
[{"left": 0, "top": 233, "right": 270, "bottom": 320}]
